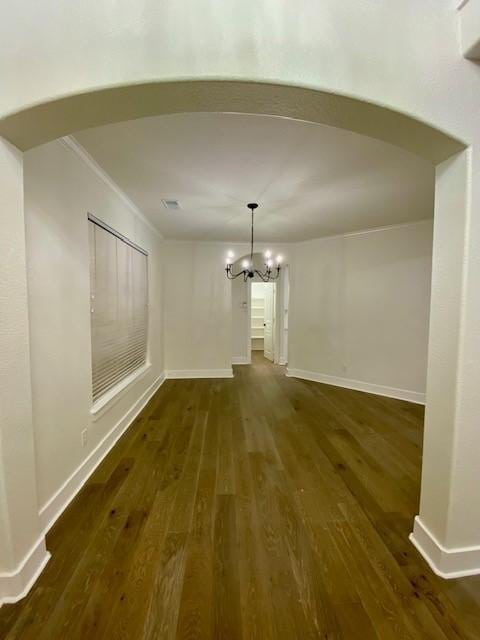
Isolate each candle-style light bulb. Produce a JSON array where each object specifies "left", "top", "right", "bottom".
[
  {"left": 266, "top": 259, "right": 273, "bottom": 268},
  {"left": 241, "top": 259, "right": 250, "bottom": 269},
  {"left": 264, "top": 249, "right": 272, "bottom": 259},
  {"left": 276, "top": 255, "right": 283, "bottom": 264}
]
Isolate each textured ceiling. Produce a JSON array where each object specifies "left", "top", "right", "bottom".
[{"left": 74, "top": 112, "right": 434, "bottom": 242}]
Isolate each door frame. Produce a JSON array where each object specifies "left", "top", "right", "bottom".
[
  {"left": 263, "top": 281, "right": 276, "bottom": 362},
  {"left": 247, "top": 277, "right": 287, "bottom": 365},
  {"left": 246, "top": 278, "right": 252, "bottom": 364}
]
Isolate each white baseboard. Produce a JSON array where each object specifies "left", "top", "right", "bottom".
[
  {"left": 410, "top": 516, "right": 480, "bottom": 578},
  {"left": 38, "top": 371, "right": 166, "bottom": 534},
  {"left": 286, "top": 368, "right": 425, "bottom": 405},
  {"left": 166, "top": 369, "right": 233, "bottom": 379},
  {"left": 0, "top": 537, "right": 51, "bottom": 606},
  {"left": 232, "top": 357, "right": 250, "bottom": 365},
  {"left": 2, "top": 373, "right": 165, "bottom": 607}
]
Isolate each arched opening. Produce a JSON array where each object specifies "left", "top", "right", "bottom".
[
  {"left": 0, "top": 80, "right": 465, "bottom": 160},
  {"left": 0, "top": 74, "right": 475, "bottom": 614}
]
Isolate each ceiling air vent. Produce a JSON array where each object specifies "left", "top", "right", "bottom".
[{"left": 162, "top": 199, "right": 181, "bottom": 210}]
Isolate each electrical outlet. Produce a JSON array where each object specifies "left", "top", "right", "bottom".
[{"left": 81, "top": 429, "right": 88, "bottom": 447}]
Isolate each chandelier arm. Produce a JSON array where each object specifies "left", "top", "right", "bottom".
[
  {"left": 253, "top": 266, "right": 281, "bottom": 282},
  {"left": 234, "top": 271, "right": 248, "bottom": 280},
  {"left": 225, "top": 266, "right": 248, "bottom": 280},
  {"left": 253, "top": 269, "right": 270, "bottom": 282},
  {"left": 271, "top": 267, "right": 280, "bottom": 280},
  {"left": 270, "top": 267, "right": 281, "bottom": 281}
]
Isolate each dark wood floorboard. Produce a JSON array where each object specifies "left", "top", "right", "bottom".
[{"left": 2, "top": 353, "right": 480, "bottom": 639}]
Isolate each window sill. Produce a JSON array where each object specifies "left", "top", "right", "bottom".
[{"left": 90, "top": 362, "right": 152, "bottom": 422}]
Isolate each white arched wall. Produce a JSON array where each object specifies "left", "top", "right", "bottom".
[
  {"left": 0, "top": 1, "right": 475, "bottom": 157},
  {"left": 1, "top": 0, "right": 480, "bottom": 602}
]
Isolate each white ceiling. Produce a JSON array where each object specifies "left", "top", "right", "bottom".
[{"left": 74, "top": 112, "right": 434, "bottom": 242}]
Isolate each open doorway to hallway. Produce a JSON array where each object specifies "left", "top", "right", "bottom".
[
  {"left": 231, "top": 256, "right": 289, "bottom": 367},
  {"left": 251, "top": 281, "right": 276, "bottom": 361}
]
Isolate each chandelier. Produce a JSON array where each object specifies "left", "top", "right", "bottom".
[{"left": 225, "top": 203, "right": 282, "bottom": 282}]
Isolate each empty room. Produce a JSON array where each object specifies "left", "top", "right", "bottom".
[{"left": 1, "top": 2, "right": 480, "bottom": 638}]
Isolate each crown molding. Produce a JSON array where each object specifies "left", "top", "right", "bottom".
[
  {"left": 294, "top": 218, "right": 433, "bottom": 246},
  {"left": 59, "top": 136, "right": 163, "bottom": 240},
  {"left": 161, "top": 220, "right": 432, "bottom": 246}
]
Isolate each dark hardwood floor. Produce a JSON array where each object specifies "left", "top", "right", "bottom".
[{"left": 2, "top": 353, "right": 480, "bottom": 639}]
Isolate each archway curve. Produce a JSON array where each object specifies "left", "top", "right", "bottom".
[{"left": 0, "top": 80, "right": 465, "bottom": 163}]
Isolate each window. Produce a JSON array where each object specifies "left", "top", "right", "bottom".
[{"left": 88, "top": 215, "right": 148, "bottom": 403}]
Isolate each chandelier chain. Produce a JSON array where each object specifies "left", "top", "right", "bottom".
[{"left": 250, "top": 207, "right": 254, "bottom": 264}]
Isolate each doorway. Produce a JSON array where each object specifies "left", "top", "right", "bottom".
[
  {"left": 251, "top": 282, "right": 276, "bottom": 361},
  {"left": 231, "top": 258, "right": 288, "bottom": 367}
]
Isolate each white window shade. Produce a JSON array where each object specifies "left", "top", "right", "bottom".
[{"left": 89, "top": 216, "right": 148, "bottom": 403}]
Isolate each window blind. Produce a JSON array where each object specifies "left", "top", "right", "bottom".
[{"left": 89, "top": 216, "right": 148, "bottom": 403}]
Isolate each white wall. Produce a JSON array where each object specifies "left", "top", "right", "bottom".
[
  {"left": 164, "top": 244, "right": 290, "bottom": 372},
  {"left": 165, "top": 226, "right": 432, "bottom": 397},
  {"left": 419, "top": 150, "right": 474, "bottom": 548},
  {"left": 24, "top": 139, "right": 164, "bottom": 514},
  {"left": 231, "top": 275, "right": 249, "bottom": 362},
  {"left": 163, "top": 242, "right": 232, "bottom": 374},
  {"left": 0, "top": 138, "right": 44, "bottom": 581},
  {"left": 459, "top": 0, "right": 480, "bottom": 58},
  {"left": 288, "top": 220, "right": 433, "bottom": 400},
  {"left": 0, "top": 0, "right": 477, "bottom": 154}
]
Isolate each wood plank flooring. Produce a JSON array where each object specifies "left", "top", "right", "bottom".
[{"left": 2, "top": 353, "right": 480, "bottom": 639}]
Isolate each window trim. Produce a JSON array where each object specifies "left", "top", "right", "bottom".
[
  {"left": 87, "top": 213, "right": 148, "bottom": 256},
  {"left": 90, "top": 361, "right": 152, "bottom": 421},
  {"left": 88, "top": 212, "right": 150, "bottom": 410}
]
